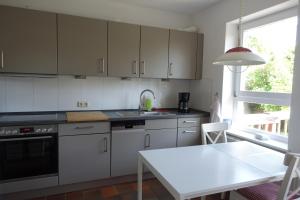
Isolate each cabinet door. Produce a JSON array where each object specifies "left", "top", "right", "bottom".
[
  {"left": 108, "top": 22, "right": 140, "bottom": 78},
  {"left": 58, "top": 14, "right": 107, "bottom": 76},
  {"left": 0, "top": 6, "right": 57, "bottom": 74},
  {"left": 196, "top": 33, "right": 204, "bottom": 80},
  {"left": 145, "top": 129, "right": 177, "bottom": 150},
  {"left": 59, "top": 133, "right": 110, "bottom": 185},
  {"left": 111, "top": 129, "right": 145, "bottom": 177},
  {"left": 169, "top": 30, "right": 197, "bottom": 79},
  {"left": 177, "top": 127, "right": 201, "bottom": 147},
  {"left": 140, "top": 26, "right": 169, "bottom": 78}
]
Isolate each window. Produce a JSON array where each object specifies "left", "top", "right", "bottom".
[{"left": 233, "top": 9, "right": 298, "bottom": 139}]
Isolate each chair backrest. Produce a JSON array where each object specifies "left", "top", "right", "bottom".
[
  {"left": 201, "top": 122, "right": 228, "bottom": 145},
  {"left": 277, "top": 152, "right": 300, "bottom": 200}
]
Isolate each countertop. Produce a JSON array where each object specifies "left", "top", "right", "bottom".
[{"left": 0, "top": 109, "right": 210, "bottom": 126}]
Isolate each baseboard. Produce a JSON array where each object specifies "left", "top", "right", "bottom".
[{"left": 1, "top": 173, "right": 154, "bottom": 200}]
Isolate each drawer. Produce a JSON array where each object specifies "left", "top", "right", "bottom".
[
  {"left": 178, "top": 126, "right": 201, "bottom": 135},
  {"left": 145, "top": 119, "right": 177, "bottom": 130},
  {"left": 178, "top": 117, "right": 201, "bottom": 128},
  {"left": 177, "top": 127, "right": 202, "bottom": 147},
  {"left": 59, "top": 122, "right": 110, "bottom": 136}
]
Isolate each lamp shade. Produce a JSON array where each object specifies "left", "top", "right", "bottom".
[{"left": 213, "top": 47, "right": 266, "bottom": 66}]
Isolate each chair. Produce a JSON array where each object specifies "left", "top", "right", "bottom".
[
  {"left": 201, "top": 122, "right": 229, "bottom": 145},
  {"left": 201, "top": 122, "right": 229, "bottom": 200},
  {"left": 230, "top": 152, "right": 300, "bottom": 200}
]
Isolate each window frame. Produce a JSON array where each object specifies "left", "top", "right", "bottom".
[{"left": 232, "top": 7, "right": 298, "bottom": 141}]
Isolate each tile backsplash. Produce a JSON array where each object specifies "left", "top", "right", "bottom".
[{"left": 0, "top": 76, "right": 191, "bottom": 112}]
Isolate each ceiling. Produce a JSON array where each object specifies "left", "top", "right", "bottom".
[{"left": 109, "top": 0, "right": 223, "bottom": 15}]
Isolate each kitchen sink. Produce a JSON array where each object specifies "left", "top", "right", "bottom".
[
  {"left": 115, "top": 111, "right": 138, "bottom": 117},
  {"left": 139, "top": 111, "right": 176, "bottom": 116},
  {"left": 115, "top": 111, "right": 176, "bottom": 117}
]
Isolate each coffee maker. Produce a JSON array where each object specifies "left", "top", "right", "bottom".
[{"left": 178, "top": 92, "right": 190, "bottom": 113}]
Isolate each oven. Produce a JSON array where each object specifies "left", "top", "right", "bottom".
[{"left": 0, "top": 125, "right": 58, "bottom": 183}]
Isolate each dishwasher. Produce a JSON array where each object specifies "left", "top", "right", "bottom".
[{"left": 111, "top": 120, "right": 146, "bottom": 177}]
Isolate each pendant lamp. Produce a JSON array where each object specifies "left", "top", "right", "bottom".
[{"left": 213, "top": 0, "right": 265, "bottom": 66}]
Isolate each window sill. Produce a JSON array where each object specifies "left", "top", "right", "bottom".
[{"left": 227, "top": 129, "right": 288, "bottom": 153}]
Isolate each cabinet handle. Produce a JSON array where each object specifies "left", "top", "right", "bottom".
[
  {"left": 183, "top": 121, "right": 197, "bottom": 123},
  {"left": 104, "top": 137, "right": 108, "bottom": 152},
  {"left": 1, "top": 51, "right": 3, "bottom": 69},
  {"left": 0, "top": 136, "right": 52, "bottom": 142},
  {"left": 183, "top": 130, "right": 197, "bottom": 134},
  {"left": 99, "top": 58, "right": 105, "bottom": 73},
  {"left": 132, "top": 60, "right": 138, "bottom": 74},
  {"left": 169, "top": 63, "right": 173, "bottom": 76},
  {"left": 144, "top": 134, "right": 151, "bottom": 148},
  {"left": 74, "top": 126, "right": 94, "bottom": 130},
  {"left": 140, "top": 61, "right": 145, "bottom": 75}
]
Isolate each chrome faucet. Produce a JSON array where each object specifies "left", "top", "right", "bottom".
[{"left": 139, "top": 89, "right": 156, "bottom": 111}]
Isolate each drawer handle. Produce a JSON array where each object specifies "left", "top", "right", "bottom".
[
  {"left": 104, "top": 137, "right": 108, "bottom": 152},
  {"left": 183, "top": 121, "right": 197, "bottom": 123},
  {"left": 75, "top": 126, "right": 94, "bottom": 130},
  {"left": 183, "top": 130, "right": 197, "bottom": 134}
]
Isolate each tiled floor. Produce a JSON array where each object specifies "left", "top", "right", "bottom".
[{"left": 30, "top": 179, "right": 227, "bottom": 200}]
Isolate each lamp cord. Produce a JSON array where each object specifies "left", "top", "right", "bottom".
[{"left": 237, "top": 0, "right": 244, "bottom": 47}]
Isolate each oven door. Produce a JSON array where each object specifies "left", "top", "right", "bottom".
[{"left": 0, "top": 133, "right": 58, "bottom": 182}]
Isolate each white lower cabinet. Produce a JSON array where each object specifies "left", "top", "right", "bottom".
[
  {"left": 177, "top": 126, "right": 201, "bottom": 147},
  {"left": 177, "top": 117, "right": 209, "bottom": 147},
  {"left": 59, "top": 133, "right": 110, "bottom": 185},
  {"left": 111, "top": 119, "right": 178, "bottom": 177},
  {"left": 111, "top": 129, "right": 146, "bottom": 177},
  {"left": 145, "top": 129, "right": 177, "bottom": 150}
]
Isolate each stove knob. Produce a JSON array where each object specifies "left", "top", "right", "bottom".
[
  {"left": 0, "top": 129, "right": 4, "bottom": 135},
  {"left": 6, "top": 130, "right": 11, "bottom": 135},
  {"left": 12, "top": 130, "right": 18, "bottom": 135},
  {"left": 47, "top": 128, "right": 54, "bottom": 133},
  {"left": 42, "top": 128, "right": 47, "bottom": 133},
  {"left": 35, "top": 129, "right": 42, "bottom": 133}
]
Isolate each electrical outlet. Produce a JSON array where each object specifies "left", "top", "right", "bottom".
[
  {"left": 77, "top": 101, "right": 88, "bottom": 108},
  {"left": 82, "top": 101, "right": 88, "bottom": 108}
]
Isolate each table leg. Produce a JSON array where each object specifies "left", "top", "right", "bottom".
[{"left": 138, "top": 155, "right": 143, "bottom": 200}]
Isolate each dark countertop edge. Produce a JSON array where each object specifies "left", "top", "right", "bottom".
[
  {"left": 0, "top": 108, "right": 208, "bottom": 115},
  {"left": 0, "top": 109, "right": 210, "bottom": 126}
]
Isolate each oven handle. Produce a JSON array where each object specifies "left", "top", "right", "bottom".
[{"left": 0, "top": 136, "right": 53, "bottom": 142}]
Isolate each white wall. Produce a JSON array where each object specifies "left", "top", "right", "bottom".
[
  {"left": 0, "top": 0, "right": 191, "bottom": 30},
  {"left": 288, "top": 3, "right": 300, "bottom": 153},
  {"left": 0, "top": 76, "right": 190, "bottom": 112},
  {"left": 190, "top": 0, "right": 297, "bottom": 112}
]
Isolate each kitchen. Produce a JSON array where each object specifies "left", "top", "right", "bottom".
[{"left": 1, "top": 0, "right": 300, "bottom": 200}]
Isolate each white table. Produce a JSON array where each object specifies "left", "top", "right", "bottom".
[{"left": 137, "top": 141, "right": 287, "bottom": 200}]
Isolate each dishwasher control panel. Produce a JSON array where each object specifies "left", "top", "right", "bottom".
[{"left": 111, "top": 120, "right": 145, "bottom": 130}]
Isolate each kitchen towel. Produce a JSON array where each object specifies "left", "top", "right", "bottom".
[{"left": 210, "top": 93, "right": 221, "bottom": 122}]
